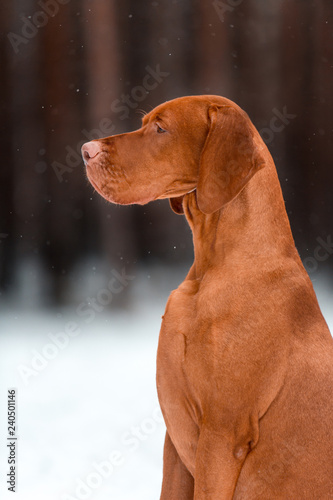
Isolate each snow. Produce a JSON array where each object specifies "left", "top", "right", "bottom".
[
  {"left": 0, "top": 267, "right": 332, "bottom": 500},
  {"left": 0, "top": 266, "right": 175, "bottom": 500}
]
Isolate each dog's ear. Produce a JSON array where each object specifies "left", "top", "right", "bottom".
[
  {"left": 196, "top": 105, "right": 265, "bottom": 214},
  {"left": 169, "top": 195, "right": 184, "bottom": 214}
]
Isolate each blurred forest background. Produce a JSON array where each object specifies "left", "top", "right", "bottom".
[{"left": 0, "top": 0, "right": 332, "bottom": 306}]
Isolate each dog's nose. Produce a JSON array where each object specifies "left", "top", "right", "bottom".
[{"left": 81, "top": 141, "right": 101, "bottom": 163}]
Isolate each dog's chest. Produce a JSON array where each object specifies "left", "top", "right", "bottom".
[
  {"left": 157, "top": 281, "right": 199, "bottom": 379},
  {"left": 156, "top": 280, "right": 201, "bottom": 471}
]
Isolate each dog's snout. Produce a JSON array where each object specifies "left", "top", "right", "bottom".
[{"left": 81, "top": 141, "right": 101, "bottom": 163}]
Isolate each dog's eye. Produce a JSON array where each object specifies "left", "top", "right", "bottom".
[{"left": 156, "top": 123, "right": 166, "bottom": 134}]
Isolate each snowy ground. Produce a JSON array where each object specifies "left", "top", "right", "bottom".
[{"left": 0, "top": 266, "right": 332, "bottom": 500}]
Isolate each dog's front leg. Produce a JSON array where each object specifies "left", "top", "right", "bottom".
[
  {"left": 160, "top": 431, "right": 194, "bottom": 500},
  {"left": 193, "top": 425, "right": 253, "bottom": 500}
]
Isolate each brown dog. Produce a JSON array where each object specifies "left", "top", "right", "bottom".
[{"left": 82, "top": 95, "right": 333, "bottom": 499}]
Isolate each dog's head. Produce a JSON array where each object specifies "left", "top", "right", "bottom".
[{"left": 82, "top": 95, "right": 266, "bottom": 214}]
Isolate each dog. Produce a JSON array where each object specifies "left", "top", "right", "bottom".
[{"left": 82, "top": 95, "right": 333, "bottom": 499}]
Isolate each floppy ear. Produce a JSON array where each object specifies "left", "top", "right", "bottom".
[
  {"left": 169, "top": 195, "right": 184, "bottom": 214},
  {"left": 196, "top": 105, "right": 266, "bottom": 214}
]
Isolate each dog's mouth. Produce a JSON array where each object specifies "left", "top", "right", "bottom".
[
  {"left": 85, "top": 155, "right": 141, "bottom": 205},
  {"left": 85, "top": 156, "right": 118, "bottom": 201}
]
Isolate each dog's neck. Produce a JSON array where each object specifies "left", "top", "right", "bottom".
[{"left": 183, "top": 164, "right": 298, "bottom": 280}]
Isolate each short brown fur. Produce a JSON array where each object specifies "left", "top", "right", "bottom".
[{"left": 82, "top": 95, "right": 333, "bottom": 499}]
